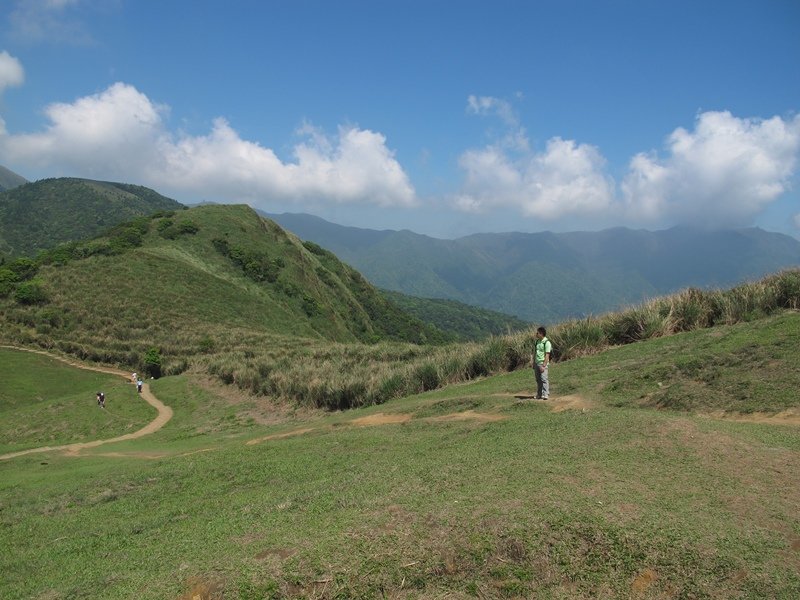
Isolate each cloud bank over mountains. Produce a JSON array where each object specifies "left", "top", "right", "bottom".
[
  {"left": 0, "top": 54, "right": 797, "bottom": 232},
  {"left": 458, "top": 95, "right": 800, "bottom": 230}
]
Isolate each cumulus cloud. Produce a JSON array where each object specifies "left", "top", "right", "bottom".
[
  {"left": 458, "top": 100, "right": 800, "bottom": 228},
  {"left": 0, "top": 81, "right": 417, "bottom": 207},
  {"left": 0, "top": 51, "right": 25, "bottom": 97},
  {"left": 622, "top": 111, "right": 800, "bottom": 226},
  {"left": 457, "top": 95, "right": 614, "bottom": 220},
  {"left": 456, "top": 137, "right": 614, "bottom": 219}
]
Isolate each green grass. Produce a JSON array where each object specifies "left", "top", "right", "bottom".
[
  {"left": 0, "top": 348, "right": 153, "bottom": 454},
  {"left": 1, "top": 314, "right": 799, "bottom": 598},
  {"left": 555, "top": 311, "right": 800, "bottom": 414}
]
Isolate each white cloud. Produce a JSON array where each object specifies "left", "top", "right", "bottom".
[
  {"left": 456, "top": 136, "right": 614, "bottom": 219},
  {"left": 0, "top": 81, "right": 417, "bottom": 207},
  {"left": 622, "top": 111, "right": 800, "bottom": 227},
  {"left": 794, "top": 213, "right": 800, "bottom": 231},
  {"left": 8, "top": 0, "right": 93, "bottom": 45},
  {"left": 0, "top": 51, "right": 24, "bottom": 96},
  {"left": 467, "top": 95, "right": 518, "bottom": 127},
  {"left": 457, "top": 102, "right": 800, "bottom": 228}
]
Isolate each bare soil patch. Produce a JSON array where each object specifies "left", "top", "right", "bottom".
[
  {"left": 426, "top": 410, "right": 506, "bottom": 424},
  {"left": 548, "top": 394, "right": 595, "bottom": 413},
  {"left": 700, "top": 408, "right": 800, "bottom": 426},
  {"left": 246, "top": 428, "right": 315, "bottom": 445},
  {"left": 350, "top": 412, "right": 413, "bottom": 426}
]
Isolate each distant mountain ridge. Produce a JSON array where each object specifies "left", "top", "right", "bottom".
[
  {"left": 0, "top": 165, "right": 28, "bottom": 192},
  {"left": 0, "top": 177, "right": 185, "bottom": 257},
  {"left": 265, "top": 212, "right": 800, "bottom": 323}
]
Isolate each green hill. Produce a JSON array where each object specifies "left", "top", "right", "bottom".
[
  {"left": 0, "top": 177, "right": 184, "bottom": 257},
  {"left": 0, "top": 204, "right": 448, "bottom": 369},
  {"left": 382, "top": 289, "right": 530, "bottom": 340}
]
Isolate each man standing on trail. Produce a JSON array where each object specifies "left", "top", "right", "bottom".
[
  {"left": 532, "top": 327, "right": 551, "bottom": 399},
  {"left": 137, "top": 378, "right": 143, "bottom": 393}
]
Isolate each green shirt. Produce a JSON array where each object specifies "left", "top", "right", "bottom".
[{"left": 535, "top": 337, "right": 552, "bottom": 365}]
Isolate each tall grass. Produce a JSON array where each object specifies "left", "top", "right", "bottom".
[
  {"left": 243, "top": 268, "right": 798, "bottom": 410},
  {"left": 3, "top": 268, "right": 799, "bottom": 411}
]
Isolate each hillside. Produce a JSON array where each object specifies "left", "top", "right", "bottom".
[
  {"left": 266, "top": 212, "right": 800, "bottom": 323},
  {"left": 0, "top": 165, "right": 27, "bottom": 192},
  {"left": 0, "top": 177, "right": 184, "bottom": 257},
  {"left": 1, "top": 311, "right": 799, "bottom": 598},
  {"left": 382, "top": 289, "right": 530, "bottom": 341},
  {"left": 0, "top": 204, "right": 448, "bottom": 373}
]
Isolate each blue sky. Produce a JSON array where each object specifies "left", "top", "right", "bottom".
[{"left": 0, "top": 0, "right": 798, "bottom": 239}]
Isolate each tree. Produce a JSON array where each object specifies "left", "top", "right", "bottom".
[{"left": 143, "top": 347, "right": 162, "bottom": 378}]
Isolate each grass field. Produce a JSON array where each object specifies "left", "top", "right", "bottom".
[
  {"left": 0, "top": 348, "right": 154, "bottom": 454},
  {"left": 1, "top": 313, "right": 799, "bottom": 599}
]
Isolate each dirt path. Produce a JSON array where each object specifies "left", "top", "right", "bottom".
[{"left": 0, "top": 346, "right": 173, "bottom": 461}]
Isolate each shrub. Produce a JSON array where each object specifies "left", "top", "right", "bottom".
[
  {"left": 15, "top": 280, "right": 48, "bottom": 305},
  {"left": 0, "top": 267, "right": 18, "bottom": 297},
  {"left": 143, "top": 347, "right": 162, "bottom": 378},
  {"left": 8, "top": 257, "right": 38, "bottom": 281}
]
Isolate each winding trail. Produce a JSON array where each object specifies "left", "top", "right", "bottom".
[{"left": 0, "top": 346, "right": 173, "bottom": 461}]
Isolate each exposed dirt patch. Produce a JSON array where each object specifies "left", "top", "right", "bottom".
[
  {"left": 426, "top": 410, "right": 507, "bottom": 424},
  {"left": 350, "top": 412, "right": 413, "bottom": 426},
  {"left": 548, "top": 395, "right": 595, "bottom": 413},
  {"left": 176, "top": 576, "right": 224, "bottom": 600},
  {"left": 700, "top": 408, "right": 800, "bottom": 425},
  {"left": 631, "top": 568, "right": 657, "bottom": 594},
  {"left": 246, "top": 428, "right": 315, "bottom": 445},
  {"left": 255, "top": 547, "right": 296, "bottom": 561}
]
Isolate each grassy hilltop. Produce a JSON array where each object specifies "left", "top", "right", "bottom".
[
  {"left": 1, "top": 311, "right": 799, "bottom": 599},
  {"left": 0, "top": 202, "right": 447, "bottom": 353},
  {"left": 0, "top": 177, "right": 185, "bottom": 257}
]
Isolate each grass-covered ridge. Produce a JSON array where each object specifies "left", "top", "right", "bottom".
[
  {"left": 0, "top": 177, "right": 184, "bottom": 257},
  {"left": 0, "top": 204, "right": 448, "bottom": 364},
  {"left": 1, "top": 312, "right": 798, "bottom": 598}
]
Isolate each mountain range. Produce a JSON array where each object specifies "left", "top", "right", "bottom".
[{"left": 265, "top": 212, "right": 800, "bottom": 323}]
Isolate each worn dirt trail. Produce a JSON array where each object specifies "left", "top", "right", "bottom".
[{"left": 0, "top": 346, "right": 173, "bottom": 461}]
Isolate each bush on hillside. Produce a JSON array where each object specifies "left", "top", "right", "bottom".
[
  {"left": 0, "top": 267, "right": 18, "bottom": 297},
  {"left": 143, "top": 347, "right": 162, "bottom": 378},
  {"left": 15, "top": 280, "right": 48, "bottom": 305}
]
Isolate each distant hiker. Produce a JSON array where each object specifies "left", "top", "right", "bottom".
[
  {"left": 137, "top": 378, "right": 143, "bottom": 393},
  {"left": 532, "top": 327, "right": 551, "bottom": 399},
  {"left": 132, "top": 372, "right": 137, "bottom": 384},
  {"left": 97, "top": 391, "right": 105, "bottom": 408}
]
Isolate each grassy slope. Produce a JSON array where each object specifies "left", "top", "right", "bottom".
[
  {"left": 382, "top": 289, "right": 531, "bottom": 341},
  {"left": 0, "top": 348, "right": 153, "bottom": 454},
  {"left": 0, "top": 204, "right": 446, "bottom": 371},
  {"left": 1, "top": 312, "right": 798, "bottom": 599}
]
